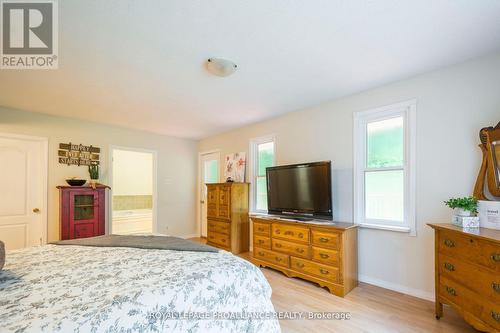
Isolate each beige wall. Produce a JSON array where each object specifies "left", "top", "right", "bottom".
[
  {"left": 0, "top": 107, "right": 198, "bottom": 241},
  {"left": 112, "top": 149, "right": 153, "bottom": 196},
  {"left": 199, "top": 52, "right": 500, "bottom": 299}
]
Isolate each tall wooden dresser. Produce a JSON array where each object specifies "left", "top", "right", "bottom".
[
  {"left": 428, "top": 224, "right": 500, "bottom": 332},
  {"left": 206, "top": 183, "right": 249, "bottom": 254},
  {"left": 251, "top": 215, "right": 358, "bottom": 297}
]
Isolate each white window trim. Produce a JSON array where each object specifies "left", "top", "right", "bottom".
[
  {"left": 353, "top": 100, "right": 417, "bottom": 236},
  {"left": 249, "top": 134, "right": 276, "bottom": 213}
]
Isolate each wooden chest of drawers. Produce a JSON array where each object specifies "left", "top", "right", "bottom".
[
  {"left": 428, "top": 224, "right": 500, "bottom": 332},
  {"left": 206, "top": 183, "right": 249, "bottom": 254},
  {"left": 251, "top": 216, "right": 358, "bottom": 297}
]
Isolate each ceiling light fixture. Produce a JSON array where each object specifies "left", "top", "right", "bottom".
[{"left": 206, "top": 58, "right": 238, "bottom": 77}]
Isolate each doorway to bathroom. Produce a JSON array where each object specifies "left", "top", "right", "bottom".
[{"left": 110, "top": 146, "right": 157, "bottom": 235}]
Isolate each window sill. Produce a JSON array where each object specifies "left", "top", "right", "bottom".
[
  {"left": 357, "top": 223, "right": 412, "bottom": 234},
  {"left": 249, "top": 211, "right": 268, "bottom": 216}
]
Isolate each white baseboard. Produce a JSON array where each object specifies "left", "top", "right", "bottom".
[
  {"left": 179, "top": 233, "right": 199, "bottom": 239},
  {"left": 359, "top": 274, "right": 434, "bottom": 301}
]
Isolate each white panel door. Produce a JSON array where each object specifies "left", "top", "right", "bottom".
[
  {"left": 200, "top": 152, "right": 219, "bottom": 237},
  {"left": 0, "top": 136, "right": 46, "bottom": 250}
]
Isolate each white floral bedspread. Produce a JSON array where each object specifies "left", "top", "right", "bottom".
[{"left": 0, "top": 245, "right": 280, "bottom": 333}]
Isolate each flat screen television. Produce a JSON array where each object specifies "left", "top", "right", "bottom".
[{"left": 266, "top": 161, "right": 332, "bottom": 220}]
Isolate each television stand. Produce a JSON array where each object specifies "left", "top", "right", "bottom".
[
  {"left": 250, "top": 214, "right": 358, "bottom": 297},
  {"left": 284, "top": 216, "right": 313, "bottom": 222}
]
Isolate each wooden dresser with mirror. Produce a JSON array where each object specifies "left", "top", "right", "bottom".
[
  {"left": 428, "top": 224, "right": 500, "bottom": 332},
  {"left": 474, "top": 121, "right": 500, "bottom": 200},
  {"left": 205, "top": 183, "right": 249, "bottom": 254},
  {"left": 251, "top": 215, "right": 358, "bottom": 297}
]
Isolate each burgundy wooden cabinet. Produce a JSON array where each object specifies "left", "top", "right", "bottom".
[{"left": 58, "top": 185, "right": 109, "bottom": 240}]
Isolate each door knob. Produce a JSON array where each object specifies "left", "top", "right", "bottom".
[{"left": 33, "top": 208, "right": 40, "bottom": 213}]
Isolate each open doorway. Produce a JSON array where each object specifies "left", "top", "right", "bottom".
[
  {"left": 199, "top": 151, "right": 220, "bottom": 237},
  {"left": 110, "top": 147, "right": 157, "bottom": 235}
]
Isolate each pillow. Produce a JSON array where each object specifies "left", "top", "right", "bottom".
[{"left": 0, "top": 240, "right": 4, "bottom": 270}]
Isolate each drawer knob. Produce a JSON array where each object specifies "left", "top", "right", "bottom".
[
  {"left": 491, "top": 253, "right": 500, "bottom": 262},
  {"left": 320, "top": 268, "right": 329, "bottom": 275},
  {"left": 320, "top": 253, "right": 329, "bottom": 259},
  {"left": 492, "top": 311, "right": 500, "bottom": 323},
  {"left": 444, "top": 262, "right": 455, "bottom": 272},
  {"left": 492, "top": 282, "right": 500, "bottom": 293},
  {"left": 275, "top": 243, "right": 282, "bottom": 248},
  {"left": 275, "top": 229, "right": 281, "bottom": 234},
  {"left": 258, "top": 240, "right": 264, "bottom": 244},
  {"left": 221, "top": 239, "right": 225, "bottom": 243},
  {"left": 258, "top": 228, "right": 265, "bottom": 232},
  {"left": 298, "top": 233, "right": 304, "bottom": 238},
  {"left": 443, "top": 239, "right": 455, "bottom": 248},
  {"left": 258, "top": 251, "right": 265, "bottom": 256},
  {"left": 445, "top": 286, "right": 457, "bottom": 296},
  {"left": 319, "top": 237, "right": 329, "bottom": 243},
  {"left": 296, "top": 248, "right": 304, "bottom": 253},
  {"left": 296, "top": 262, "right": 305, "bottom": 268},
  {"left": 284, "top": 231, "right": 294, "bottom": 236},
  {"left": 275, "top": 257, "right": 283, "bottom": 262}
]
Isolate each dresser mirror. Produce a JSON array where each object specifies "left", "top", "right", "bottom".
[
  {"left": 475, "top": 122, "right": 500, "bottom": 199},
  {"left": 491, "top": 140, "right": 500, "bottom": 185}
]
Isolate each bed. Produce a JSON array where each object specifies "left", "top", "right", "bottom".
[{"left": 0, "top": 237, "right": 281, "bottom": 333}]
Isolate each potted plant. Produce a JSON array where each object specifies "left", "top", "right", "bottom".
[
  {"left": 88, "top": 163, "right": 99, "bottom": 189},
  {"left": 444, "top": 196, "right": 478, "bottom": 217}
]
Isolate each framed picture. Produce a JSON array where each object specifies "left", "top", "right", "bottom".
[{"left": 224, "top": 152, "right": 246, "bottom": 182}]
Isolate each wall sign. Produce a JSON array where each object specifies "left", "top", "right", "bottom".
[{"left": 58, "top": 143, "right": 100, "bottom": 166}]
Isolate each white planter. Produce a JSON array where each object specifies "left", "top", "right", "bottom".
[
  {"left": 455, "top": 208, "right": 471, "bottom": 217},
  {"left": 477, "top": 200, "right": 500, "bottom": 230}
]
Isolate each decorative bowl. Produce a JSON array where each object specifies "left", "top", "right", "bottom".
[{"left": 66, "top": 179, "right": 86, "bottom": 186}]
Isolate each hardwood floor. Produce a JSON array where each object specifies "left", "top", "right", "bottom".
[{"left": 190, "top": 237, "right": 476, "bottom": 333}]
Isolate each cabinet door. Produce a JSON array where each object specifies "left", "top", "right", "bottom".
[
  {"left": 69, "top": 190, "right": 98, "bottom": 239},
  {"left": 206, "top": 185, "right": 218, "bottom": 219},
  {"left": 218, "top": 185, "right": 231, "bottom": 219}
]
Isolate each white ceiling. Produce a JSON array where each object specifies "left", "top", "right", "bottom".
[{"left": 1, "top": 0, "right": 500, "bottom": 139}]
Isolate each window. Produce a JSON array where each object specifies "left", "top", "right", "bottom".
[
  {"left": 250, "top": 135, "right": 276, "bottom": 212},
  {"left": 354, "top": 100, "right": 416, "bottom": 235}
]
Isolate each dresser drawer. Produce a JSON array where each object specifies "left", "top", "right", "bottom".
[
  {"left": 439, "top": 230, "right": 500, "bottom": 273},
  {"left": 440, "top": 275, "right": 500, "bottom": 331},
  {"left": 311, "top": 229, "right": 340, "bottom": 250},
  {"left": 207, "top": 230, "right": 230, "bottom": 248},
  {"left": 311, "top": 246, "right": 339, "bottom": 267},
  {"left": 272, "top": 223, "right": 309, "bottom": 243},
  {"left": 439, "top": 275, "right": 464, "bottom": 308},
  {"left": 272, "top": 238, "right": 309, "bottom": 258},
  {"left": 479, "top": 300, "right": 500, "bottom": 330},
  {"left": 254, "top": 221, "right": 271, "bottom": 236},
  {"left": 254, "top": 234, "right": 271, "bottom": 249},
  {"left": 290, "top": 257, "right": 339, "bottom": 283},
  {"left": 208, "top": 220, "right": 230, "bottom": 235},
  {"left": 439, "top": 253, "right": 500, "bottom": 302},
  {"left": 254, "top": 247, "right": 289, "bottom": 268}
]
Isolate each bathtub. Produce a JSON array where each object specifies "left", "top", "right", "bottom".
[{"left": 112, "top": 209, "right": 153, "bottom": 235}]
